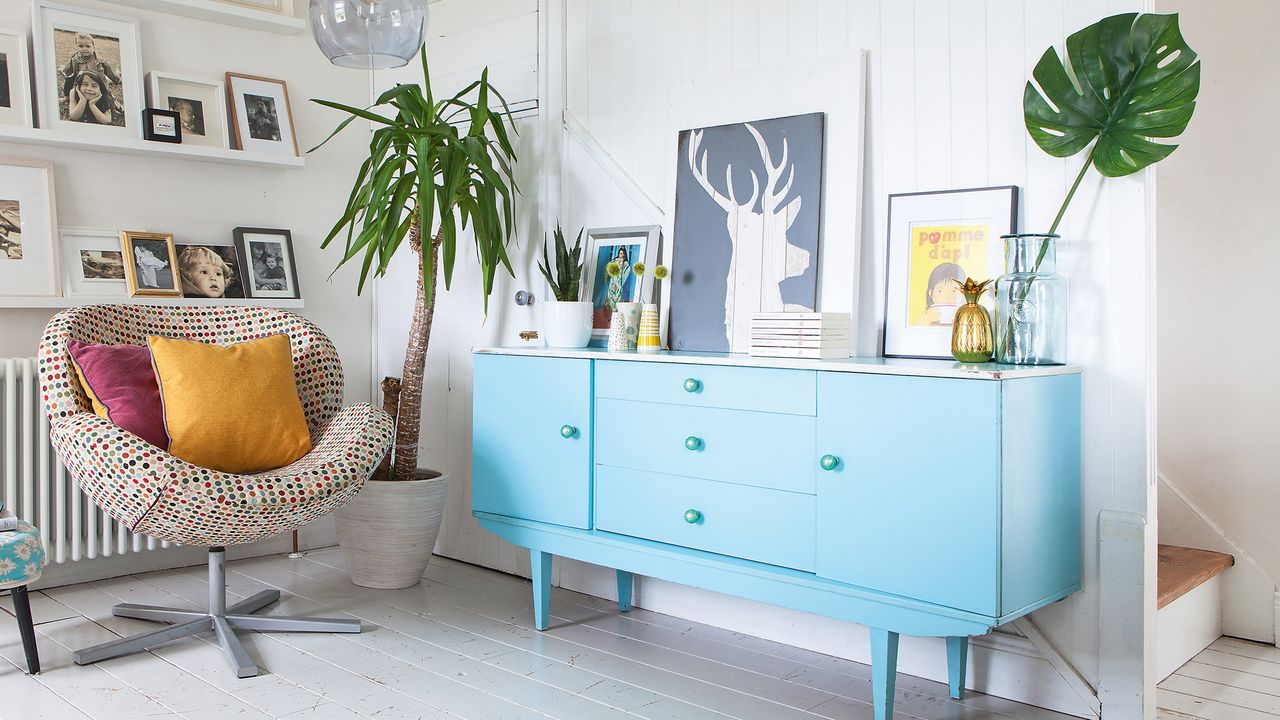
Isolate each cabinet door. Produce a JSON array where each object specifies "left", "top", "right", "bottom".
[
  {"left": 472, "top": 354, "right": 592, "bottom": 528},
  {"left": 815, "top": 373, "right": 1001, "bottom": 615}
]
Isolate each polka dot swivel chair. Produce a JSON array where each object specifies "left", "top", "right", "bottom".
[{"left": 38, "top": 305, "right": 394, "bottom": 678}]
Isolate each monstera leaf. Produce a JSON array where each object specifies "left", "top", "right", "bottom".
[{"left": 1024, "top": 12, "right": 1200, "bottom": 179}]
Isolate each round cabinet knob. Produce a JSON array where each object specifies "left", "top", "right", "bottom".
[
  {"left": 683, "top": 378, "right": 702, "bottom": 393},
  {"left": 819, "top": 454, "right": 840, "bottom": 471},
  {"left": 684, "top": 509, "right": 703, "bottom": 524},
  {"left": 684, "top": 436, "right": 704, "bottom": 451},
  {"left": 560, "top": 424, "right": 578, "bottom": 439}
]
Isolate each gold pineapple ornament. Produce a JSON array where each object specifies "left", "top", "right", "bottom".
[{"left": 951, "top": 278, "right": 994, "bottom": 363}]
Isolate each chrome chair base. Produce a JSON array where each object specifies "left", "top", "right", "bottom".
[{"left": 73, "top": 548, "right": 359, "bottom": 678}]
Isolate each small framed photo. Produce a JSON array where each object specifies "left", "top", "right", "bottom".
[
  {"left": 225, "top": 73, "right": 298, "bottom": 157},
  {"left": 0, "top": 158, "right": 60, "bottom": 297},
  {"left": 233, "top": 227, "right": 300, "bottom": 299},
  {"left": 0, "top": 28, "right": 34, "bottom": 128},
  {"left": 60, "top": 227, "right": 126, "bottom": 298},
  {"left": 883, "top": 186, "right": 1019, "bottom": 359},
  {"left": 174, "top": 243, "right": 246, "bottom": 298},
  {"left": 121, "top": 230, "right": 181, "bottom": 297},
  {"left": 581, "top": 225, "right": 661, "bottom": 345},
  {"left": 211, "top": 0, "right": 293, "bottom": 16},
  {"left": 143, "top": 108, "right": 181, "bottom": 143},
  {"left": 147, "top": 72, "right": 228, "bottom": 149},
  {"left": 31, "top": 1, "right": 145, "bottom": 138}
]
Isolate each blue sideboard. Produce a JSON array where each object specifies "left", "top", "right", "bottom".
[{"left": 472, "top": 347, "right": 1081, "bottom": 720}]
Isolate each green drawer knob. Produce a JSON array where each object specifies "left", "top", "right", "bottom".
[
  {"left": 683, "top": 378, "right": 702, "bottom": 393},
  {"left": 819, "top": 454, "right": 840, "bottom": 471},
  {"left": 684, "top": 436, "right": 703, "bottom": 451},
  {"left": 684, "top": 509, "right": 703, "bottom": 524},
  {"left": 560, "top": 424, "right": 577, "bottom": 439}
]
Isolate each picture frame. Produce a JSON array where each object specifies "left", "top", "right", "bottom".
[
  {"left": 147, "top": 71, "right": 229, "bottom": 149},
  {"left": 581, "top": 225, "right": 661, "bottom": 346},
  {"left": 0, "top": 158, "right": 60, "bottom": 297},
  {"left": 225, "top": 72, "right": 299, "bottom": 157},
  {"left": 211, "top": 0, "right": 293, "bottom": 16},
  {"left": 233, "top": 227, "right": 300, "bottom": 299},
  {"left": 121, "top": 230, "right": 181, "bottom": 297},
  {"left": 0, "top": 28, "right": 34, "bottom": 128},
  {"left": 142, "top": 108, "right": 181, "bottom": 143},
  {"left": 60, "top": 227, "right": 126, "bottom": 298},
  {"left": 174, "top": 243, "right": 247, "bottom": 299},
  {"left": 883, "top": 186, "right": 1019, "bottom": 360},
  {"left": 31, "top": 1, "right": 145, "bottom": 138}
]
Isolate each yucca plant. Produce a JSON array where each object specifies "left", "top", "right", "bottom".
[
  {"left": 310, "top": 47, "right": 518, "bottom": 483},
  {"left": 537, "top": 225, "right": 583, "bottom": 302}
]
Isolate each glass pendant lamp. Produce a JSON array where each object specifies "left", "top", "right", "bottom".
[{"left": 310, "top": 0, "right": 429, "bottom": 70}]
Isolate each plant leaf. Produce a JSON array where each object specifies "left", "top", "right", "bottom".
[{"left": 1024, "top": 12, "right": 1200, "bottom": 177}]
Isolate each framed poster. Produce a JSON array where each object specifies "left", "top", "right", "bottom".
[
  {"left": 581, "top": 225, "right": 661, "bottom": 345},
  {"left": 233, "top": 227, "right": 300, "bottom": 299},
  {"left": 669, "top": 113, "right": 825, "bottom": 353},
  {"left": 60, "top": 227, "right": 126, "bottom": 297},
  {"left": 883, "top": 186, "right": 1019, "bottom": 359},
  {"left": 31, "top": 1, "right": 144, "bottom": 138},
  {"left": 147, "top": 72, "right": 229, "bottom": 149},
  {"left": 0, "top": 158, "right": 60, "bottom": 297},
  {"left": 225, "top": 72, "right": 299, "bottom": 157},
  {"left": 0, "top": 28, "right": 33, "bottom": 128}
]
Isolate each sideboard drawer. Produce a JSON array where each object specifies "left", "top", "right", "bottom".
[
  {"left": 596, "top": 399, "right": 816, "bottom": 494},
  {"left": 595, "top": 466, "right": 815, "bottom": 571},
  {"left": 596, "top": 360, "right": 815, "bottom": 416}
]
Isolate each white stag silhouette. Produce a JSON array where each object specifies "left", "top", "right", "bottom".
[{"left": 688, "top": 123, "right": 812, "bottom": 351}]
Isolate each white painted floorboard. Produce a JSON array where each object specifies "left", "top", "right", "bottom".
[
  {"left": 1158, "top": 637, "right": 1280, "bottom": 719},
  {"left": 0, "top": 548, "right": 1081, "bottom": 720}
]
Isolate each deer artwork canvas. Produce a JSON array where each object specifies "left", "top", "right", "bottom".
[{"left": 669, "top": 113, "right": 825, "bottom": 353}]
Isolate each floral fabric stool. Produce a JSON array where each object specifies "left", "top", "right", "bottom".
[{"left": 0, "top": 515, "right": 45, "bottom": 674}]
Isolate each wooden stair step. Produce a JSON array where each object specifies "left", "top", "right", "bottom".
[{"left": 1158, "top": 544, "right": 1234, "bottom": 610}]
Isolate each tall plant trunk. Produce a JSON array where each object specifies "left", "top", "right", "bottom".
[
  {"left": 375, "top": 377, "right": 401, "bottom": 481},
  {"left": 391, "top": 220, "right": 443, "bottom": 483}
]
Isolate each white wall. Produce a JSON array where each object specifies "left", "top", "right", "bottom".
[
  {"left": 376, "top": 1, "right": 1159, "bottom": 716},
  {"left": 0, "top": 0, "right": 376, "bottom": 563},
  {"left": 1156, "top": 0, "right": 1280, "bottom": 635}
]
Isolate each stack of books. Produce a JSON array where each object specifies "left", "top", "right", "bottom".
[{"left": 748, "top": 312, "right": 852, "bottom": 359}]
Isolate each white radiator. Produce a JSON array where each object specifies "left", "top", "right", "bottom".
[{"left": 1, "top": 357, "right": 165, "bottom": 564}]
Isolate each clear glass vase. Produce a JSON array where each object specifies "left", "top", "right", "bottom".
[{"left": 994, "top": 234, "right": 1068, "bottom": 365}]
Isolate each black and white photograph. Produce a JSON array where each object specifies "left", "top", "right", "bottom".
[
  {"left": 669, "top": 112, "right": 825, "bottom": 353},
  {"left": 233, "top": 227, "right": 300, "bottom": 298},
  {"left": 33, "top": 2, "right": 143, "bottom": 137},
  {"left": 175, "top": 243, "right": 245, "bottom": 298},
  {"left": 226, "top": 72, "right": 298, "bottom": 156},
  {"left": 244, "top": 93, "right": 280, "bottom": 140},
  {"left": 59, "top": 227, "right": 126, "bottom": 297},
  {"left": 0, "top": 29, "right": 33, "bottom": 127},
  {"left": 147, "top": 72, "right": 228, "bottom": 149},
  {"left": 1, "top": 199, "right": 20, "bottom": 260},
  {"left": 121, "top": 231, "right": 180, "bottom": 297},
  {"left": 79, "top": 249, "right": 124, "bottom": 279}
]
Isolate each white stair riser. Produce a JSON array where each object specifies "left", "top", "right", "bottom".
[{"left": 1157, "top": 574, "right": 1223, "bottom": 681}]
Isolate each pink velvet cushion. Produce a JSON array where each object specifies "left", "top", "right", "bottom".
[{"left": 67, "top": 340, "right": 169, "bottom": 449}]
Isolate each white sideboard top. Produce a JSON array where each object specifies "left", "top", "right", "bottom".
[{"left": 473, "top": 346, "right": 1082, "bottom": 381}]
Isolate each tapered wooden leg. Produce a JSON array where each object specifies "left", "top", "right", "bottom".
[
  {"left": 12, "top": 586, "right": 41, "bottom": 674},
  {"left": 530, "top": 549, "right": 552, "bottom": 631},
  {"left": 871, "top": 628, "right": 899, "bottom": 720},
  {"left": 616, "top": 570, "right": 634, "bottom": 612},
  {"left": 947, "top": 636, "right": 969, "bottom": 699}
]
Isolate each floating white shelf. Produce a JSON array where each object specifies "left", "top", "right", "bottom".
[
  {"left": 102, "top": 0, "right": 305, "bottom": 34},
  {"left": 0, "top": 126, "right": 305, "bottom": 169},
  {"left": 1, "top": 296, "right": 305, "bottom": 309}
]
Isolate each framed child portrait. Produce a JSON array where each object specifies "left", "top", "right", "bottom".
[
  {"left": 60, "top": 227, "right": 126, "bottom": 298},
  {"left": 121, "top": 230, "right": 181, "bottom": 297},
  {"left": 883, "top": 186, "right": 1018, "bottom": 360},
  {"left": 225, "top": 73, "right": 298, "bottom": 157},
  {"left": 31, "top": 1, "right": 145, "bottom": 138},
  {"left": 147, "top": 72, "right": 229, "bottom": 149},
  {"left": 581, "top": 225, "right": 661, "bottom": 345},
  {"left": 233, "top": 227, "right": 300, "bottom": 299},
  {"left": 174, "top": 243, "right": 246, "bottom": 298},
  {"left": 0, "top": 28, "right": 34, "bottom": 128}
]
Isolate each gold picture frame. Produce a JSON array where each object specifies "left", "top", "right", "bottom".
[{"left": 121, "top": 230, "right": 181, "bottom": 297}]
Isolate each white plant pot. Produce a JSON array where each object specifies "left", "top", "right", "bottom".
[
  {"left": 544, "top": 300, "right": 593, "bottom": 348},
  {"left": 335, "top": 469, "right": 448, "bottom": 589}
]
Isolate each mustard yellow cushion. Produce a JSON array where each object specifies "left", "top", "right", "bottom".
[{"left": 148, "top": 334, "right": 312, "bottom": 473}]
